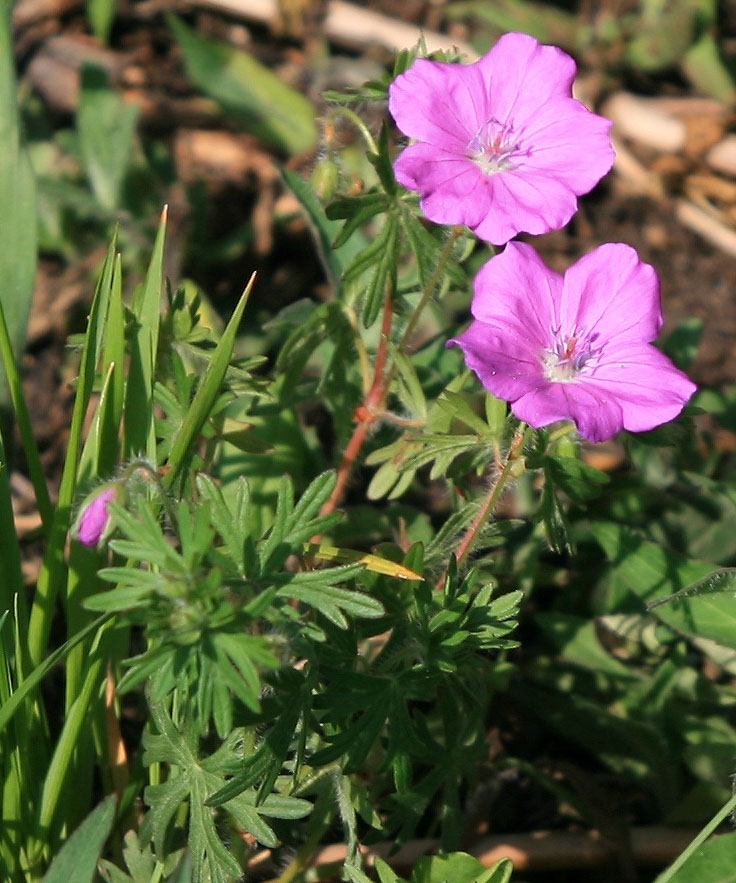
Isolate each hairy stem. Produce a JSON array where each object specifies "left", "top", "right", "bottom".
[
  {"left": 319, "top": 290, "right": 394, "bottom": 518},
  {"left": 326, "top": 107, "right": 379, "bottom": 156},
  {"left": 272, "top": 791, "right": 334, "bottom": 883},
  {"left": 398, "top": 226, "right": 464, "bottom": 355},
  {"left": 437, "top": 423, "right": 527, "bottom": 588}
]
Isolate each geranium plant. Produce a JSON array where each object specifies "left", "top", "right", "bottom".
[{"left": 2, "top": 24, "right": 736, "bottom": 883}]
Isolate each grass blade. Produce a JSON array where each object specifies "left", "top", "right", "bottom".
[
  {"left": 40, "top": 793, "right": 117, "bottom": 883},
  {"left": 27, "top": 237, "right": 117, "bottom": 668},
  {"left": 0, "top": 297, "right": 53, "bottom": 534},
  {"left": 125, "top": 209, "right": 167, "bottom": 460},
  {"left": 0, "top": 1, "right": 37, "bottom": 426}
]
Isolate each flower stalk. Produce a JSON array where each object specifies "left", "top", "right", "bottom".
[
  {"left": 319, "top": 288, "right": 394, "bottom": 519},
  {"left": 437, "top": 422, "right": 528, "bottom": 589}
]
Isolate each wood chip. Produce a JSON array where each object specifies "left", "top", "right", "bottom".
[
  {"left": 12, "top": 0, "right": 82, "bottom": 29},
  {"left": 192, "top": 0, "right": 477, "bottom": 58},
  {"left": 707, "top": 135, "right": 736, "bottom": 177},
  {"left": 602, "top": 92, "right": 687, "bottom": 154},
  {"left": 173, "top": 129, "right": 276, "bottom": 185},
  {"left": 609, "top": 135, "right": 664, "bottom": 199},
  {"left": 25, "top": 34, "right": 130, "bottom": 113},
  {"left": 676, "top": 198, "right": 736, "bottom": 259}
]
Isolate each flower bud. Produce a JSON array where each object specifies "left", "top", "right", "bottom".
[
  {"left": 310, "top": 157, "right": 339, "bottom": 201},
  {"left": 169, "top": 604, "right": 206, "bottom": 646},
  {"left": 74, "top": 483, "right": 122, "bottom": 548}
]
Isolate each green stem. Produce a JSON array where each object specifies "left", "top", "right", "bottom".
[
  {"left": 398, "top": 226, "right": 463, "bottom": 355},
  {"left": 0, "top": 298, "right": 53, "bottom": 535},
  {"left": 441, "top": 422, "right": 528, "bottom": 584},
  {"left": 123, "top": 459, "right": 178, "bottom": 526},
  {"left": 327, "top": 107, "right": 379, "bottom": 156},
  {"left": 273, "top": 792, "right": 334, "bottom": 883},
  {"left": 546, "top": 422, "right": 578, "bottom": 445},
  {"left": 378, "top": 227, "right": 463, "bottom": 411},
  {"left": 654, "top": 790, "right": 736, "bottom": 882}
]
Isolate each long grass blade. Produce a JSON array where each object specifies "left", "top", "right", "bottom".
[
  {"left": 26, "top": 238, "right": 117, "bottom": 668},
  {"left": 124, "top": 208, "right": 167, "bottom": 460}
]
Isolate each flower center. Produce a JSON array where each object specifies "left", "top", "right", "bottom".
[
  {"left": 542, "top": 328, "right": 600, "bottom": 383},
  {"left": 468, "top": 118, "right": 520, "bottom": 174}
]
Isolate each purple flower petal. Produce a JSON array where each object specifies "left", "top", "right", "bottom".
[
  {"left": 583, "top": 342, "right": 698, "bottom": 433},
  {"left": 478, "top": 33, "right": 577, "bottom": 120},
  {"left": 517, "top": 100, "right": 615, "bottom": 193},
  {"left": 512, "top": 381, "right": 625, "bottom": 443},
  {"left": 394, "top": 143, "right": 490, "bottom": 230},
  {"left": 388, "top": 32, "right": 615, "bottom": 244},
  {"left": 561, "top": 243, "right": 663, "bottom": 345},
  {"left": 478, "top": 170, "right": 579, "bottom": 241},
  {"left": 470, "top": 242, "right": 560, "bottom": 339},
  {"left": 77, "top": 487, "right": 116, "bottom": 547},
  {"left": 449, "top": 321, "right": 546, "bottom": 402},
  {"left": 388, "top": 58, "right": 485, "bottom": 150},
  {"left": 450, "top": 244, "right": 696, "bottom": 443}
]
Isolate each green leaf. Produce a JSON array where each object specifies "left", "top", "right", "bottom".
[
  {"left": 435, "top": 390, "right": 490, "bottom": 435},
  {"left": 143, "top": 701, "right": 245, "bottom": 880},
  {"left": 0, "top": 295, "right": 53, "bottom": 535},
  {"left": 375, "top": 857, "right": 405, "bottom": 883},
  {"left": 168, "top": 15, "right": 317, "bottom": 155},
  {"left": 0, "top": 443, "right": 23, "bottom": 618},
  {"left": 412, "top": 853, "right": 513, "bottom": 883},
  {"left": 661, "top": 832, "right": 736, "bottom": 882},
  {"left": 444, "top": 0, "right": 583, "bottom": 50},
  {"left": 367, "top": 124, "right": 396, "bottom": 195},
  {"left": 327, "top": 191, "right": 388, "bottom": 249},
  {"left": 593, "top": 523, "right": 736, "bottom": 650},
  {"left": 536, "top": 612, "right": 638, "bottom": 679},
  {"left": 625, "top": 4, "right": 695, "bottom": 72},
  {"left": 41, "top": 794, "right": 117, "bottom": 883},
  {"left": 99, "top": 831, "right": 157, "bottom": 883},
  {"left": 164, "top": 274, "right": 255, "bottom": 487},
  {"left": 682, "top": 32, "right": 736, "bottom": 105},
  {"left": 77, "top": 65, "right": 139, "bottom": 209},
  {"left": 519, "top": 684, "right": 676, "bottom": 807},
  {"left": 28, "top": 234, "right": 118, "bottom": 668},
  {"left": 281, "top": 168, "right": 368, "bottom": 294},
  {"left": 0, "top": 4, "right": 37, "bottom": 415},
  {"left": 546, "top": 455, "right": 609, "bottom": 502},
  {"left": 660, "top": 317, "right": 703, "bottom": 372},
  {"left": 276, "top": 574, "right": 384, "bottom": 629},
  {"left": 0, "top": 613, "right": 111, "bottom": 735},
  {"left": 207, "top": 688, "right": 304, "bottom": 805},
  {"left": 86, "top": 0, "right": 116, "bottom": 42}
]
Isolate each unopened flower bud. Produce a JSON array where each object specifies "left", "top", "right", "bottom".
[
  {"left": 311, "top": 157, "right": 339, "bottom": 201},
  {"left": 74, "top": 483, "right": 122, "bottom": 547},
  {"left": 169, "top": 604, "right": 206, "bottom": 646}
]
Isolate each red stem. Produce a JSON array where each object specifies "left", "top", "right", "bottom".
[
  {"left": 319, "top": 292, "right": 394, "bottom": 519},
  {"left": 435, "top": 424, "right": 527, "bottom": 589}
]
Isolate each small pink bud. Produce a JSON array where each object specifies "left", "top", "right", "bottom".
[{"left": 76, "top": 486, "right": 118, "bottom": 547}]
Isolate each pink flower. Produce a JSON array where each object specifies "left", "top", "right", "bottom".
[
  {"left": 388, "top": 33, "right": 615, "bottom": 245},
  {"left": 448, "top": 242, "right": 697, "bottom": 443},
  {"left": 76, "top": 486, "right": 117, "bottom": 547}
]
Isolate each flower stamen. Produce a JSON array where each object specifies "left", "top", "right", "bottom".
[
  {"left": 468, "top": 117, "right": 520, "bottom": 175},
  {"left": 543, "top": 328, "right": 600, "bottom": 382}
]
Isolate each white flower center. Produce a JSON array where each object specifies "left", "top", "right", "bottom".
[
  {"left": 542, "top": 328, "right": 601, "bottom": 383},
  {"left": 468, "top": 118, "right": 520, "bottom": 174}
]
